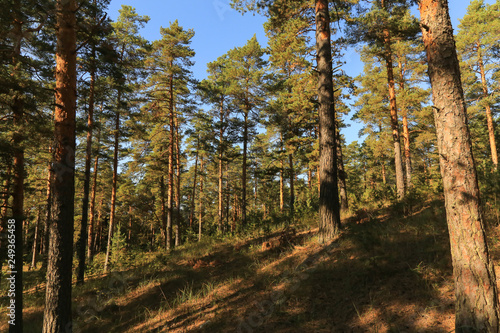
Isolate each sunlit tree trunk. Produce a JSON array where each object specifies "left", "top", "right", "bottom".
[
  {"left": 43, "top": 0, "right": 77, "bottom": 330},
  {"left": 419, "top": 1, "right": 500, "bottom": 331},
  {"left": 316, "top": 0, "right": 341, "bottom": 243},
  {"left": 198, "top": 157, "right": 204, "bottom": 241}
]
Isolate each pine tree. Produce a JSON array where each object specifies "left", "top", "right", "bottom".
[
  {"left": 456, "top": 0, "right": 500, "bottom": 170},
  {"left": 103, "top": 5, "right": 149, "bottom": 273}
]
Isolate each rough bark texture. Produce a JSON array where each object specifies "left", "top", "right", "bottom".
[
  {"left": 43, "top": 0, "right": 77, "bottom": 331},
  {"left": 316, "top": 0, "right": 341, "bottom": 243},
  {"left": 198, "top": 158, "right": 204, "bottom": 241},
  {"left": 175, "top": 116, "right": 181, "bottom": 246},
  {"left": 419, "top": 1, "right": 500, "bottom": 332}
]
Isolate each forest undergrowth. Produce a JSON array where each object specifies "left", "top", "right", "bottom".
[{"left": 3, "top": 197, "right": 500, "bottom": 332}]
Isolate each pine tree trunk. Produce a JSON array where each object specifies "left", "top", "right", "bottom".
[
  {"left": 337, "top": 128, "right": 348, "bottom": 211},
  {"left": 30, "top": 205, "right": 42, "bottom": 270},
  {"left": 1, "top": 161, "right": 11, "bottom": 218},
  {"left": 316, "top": 0, "right": 341, "bottom": 243},
  {"left": 380, "top": 0, "right": 405, "bottom": 200},
  {"left": 41, "top": 153, "right": 52, "bottom": 268},
  {"left": 77, "top": 47, "right": 96, "bottom": 284},
  {"left": 127, "top": 206, "right": 132, "bottom": 244},
  {"left": 419, "top": 1, "right": 500, "bottom": 331},
  {"left": 288, "top": 152, "right": 295, "bottom": 218},
  {"left": 242, "top": 109, "right": 249, "bottom": 226},
  {"left": 87, "top": 125, "right": 100, "bottom": 260},
  {"left": 175, "top": 115, "right": 181, "bottom": 247},
  {"left": 160, "top": 175, "right": 167, "bottom": 247},
  {"left": 189, "top": 146, "right": 199, "bottom": 228},
  {"left": 198, "top": 158, "right": 204, "bottom": 241},
  {"left": 43, "top": 0, "right": 77, "bottom": 331},
  {"left": 477, "top": 44, "right": 498, "bottom": 170},
  {"left": 280, "top": 159, "right": 284, "bottom": 213},
  {"left": 397, "top": 58, "right": 412, "bottom": 188},
  {"left": 104, "top": 95, "right": 120, "bottom": 273},
  {"left": 218, "top": 97, "right": 224, "bottom": 232},
  {"left": 167, "top": 71, "right": 174, "bottom": 250},
  {"left": 95, "top": 198, "right": 104, "bottom": 254}
]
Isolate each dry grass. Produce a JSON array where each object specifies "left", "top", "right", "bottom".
[{"left": 3, "top": 199, "right": 500, "bottom": 332}]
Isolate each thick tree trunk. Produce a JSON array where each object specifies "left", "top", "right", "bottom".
[
  {"left": 419, "top": 1, "right": 500, "bottom": 332},
  {"left": 43, "top": 0, "right": 77, "bottom": 331},
  {"left": 477, "top": 45, "right": 498, "bottom": 170},
  {"left": 337, "top": 128, "right": 348, "bottom": 211},
  {"left": 104, "top": 97, "right": 120, "bottom": 273},
  {"left": 316, "top": 0, "right": 341, "bottom": 243},
  {"left": 77, "top": 49, "right": 96, "bottom": 284}
]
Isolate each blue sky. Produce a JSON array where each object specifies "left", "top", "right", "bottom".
[{"left": 106, "top": 0, "right": 491, "bottom": 144}]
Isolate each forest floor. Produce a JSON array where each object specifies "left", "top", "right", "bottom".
[{"left": 3, "top": 198, "right": 500, "bottom": 332}]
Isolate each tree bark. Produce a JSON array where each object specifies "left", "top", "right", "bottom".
[
  {"left": 419, "top": 1, "right": 500, "bottom": 331},
  {"left": 477, "top": 44, "right": 498, "bottom": 170},
  {"left": 41, "top": 152, "right": 52, "bottom": 268},
  {"left": 316, "top": 0, "right": 341, "bottom": 243},
  {"left": 279, "top": 159, "right": 284, "bottom": 213},
  {"left": 43, "top": 0, "right": 77, "bottom": 331}
]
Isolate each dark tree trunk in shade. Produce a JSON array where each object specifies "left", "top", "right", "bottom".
[
  {"left": 419, "top": 1, "right": 500, "bottom": 331},
  {"left": 43, "top": 0, "right": 77, "bottom": 331},
  {"left": 316, "top": 0, "right": 341, "bottom": 243}
]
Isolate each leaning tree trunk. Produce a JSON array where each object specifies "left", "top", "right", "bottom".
[
  {"left": 419, "top": 1, "right": 500, "bottom": 332},
  {"left": 43, "top": 0, "right": 77, "bottom": 331},
  {"left": 316, "top": 0, "right": 341, "bottom": 243}
]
